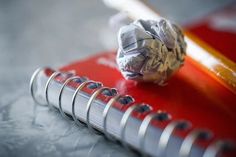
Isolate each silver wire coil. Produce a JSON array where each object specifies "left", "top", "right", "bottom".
[
  {"left": 86, "top": 87, "right": 109, "bottom": 134},
  {"left": 71, "top": 80, "right": 95, "bottom": 126},
  {"left": 120, "top": 104, "right": 144, "bottom": 149},
  {"left": 102, "top": 95, "right": 123, "bottom": 141},
  {"left": 30, "top": 67, "right": 49, "bottom": 106},
  {"left": 138, "top": 111, "right": 171, "bottom": 156},
  {"left": 203, "top": 140, "right": 234, "bottom": 157},
  {"left": 157, "top": 120, "right": 191, "bottom": 156},
  {"left": 179, "top": 129, "right": 212, "bottom": 157},
  {"left": 30, "top": 67, "right": 233, "bottom": 157},
  {"left": 45, "top": 71, "right": 62, "bottom": 109},
  {"left": 58, "top": 76, "right": 82, "bottom": 120}
]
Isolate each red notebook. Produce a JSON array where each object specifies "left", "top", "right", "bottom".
[{"left": 30, "top": 51, "right": 236, "bottom": 157}]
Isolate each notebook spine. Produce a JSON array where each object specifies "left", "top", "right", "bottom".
[{"left": 30, "top": 67, "right": 233, "bottom": 157}]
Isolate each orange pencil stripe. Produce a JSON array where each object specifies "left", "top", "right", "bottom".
[{"left": 185, "top": 31, "right": 236, "bottom": 94}]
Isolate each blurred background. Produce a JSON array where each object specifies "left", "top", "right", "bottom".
[{"left": 0, "top": 0, "right": 235, "bottom": 156}]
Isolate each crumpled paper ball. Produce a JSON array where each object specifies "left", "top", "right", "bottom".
[{"left": 116, "top": 19, "right": 187, "bottom": 85}]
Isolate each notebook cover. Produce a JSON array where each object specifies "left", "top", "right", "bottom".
[{"left": 58, "top": 51, "right": 236, "bottom": 150}]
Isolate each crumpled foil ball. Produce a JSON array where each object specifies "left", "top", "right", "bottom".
[{"left": 116, "top": 19, "right": 187, "bottom": 85}]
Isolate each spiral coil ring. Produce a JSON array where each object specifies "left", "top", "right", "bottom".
[
  {"left": 58, "top": 76, "right": 81, "bottom": 120},
  {"left": 30, "top": 67, "right": 49, "bottom": 106},
  {"left": 44, "top": 71, "right": 62, "bottom": 109},
  {"left": 120, "top": 104, "right": 144, "bottom": 149},
  {"left": 203, "top": 140, "right": 233, "bottom": 157},
  {"left": 157, "top": 120, "right": 191, "bottom": 156},
  {"left": 179, "top": 129, "right": 212, "bottom": 157},
  {"left": 86, "top": 87, "right": 110, "bottom": 134},
  {"left": 138, "top": 112, "right": 170, "bottom": 155},
  {"left": 102, "top": 95, "right": 122, "bottom": 141},
  {"left": 71, "top": 80, "right": 95, "bottom": 126},
  {"left": 30, "top": 68, "right": 233, "bottom": 157}
]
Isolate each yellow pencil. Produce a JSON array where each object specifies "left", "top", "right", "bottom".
[{"left": 104, "top": 0, "right": 236, "bottom": 94}]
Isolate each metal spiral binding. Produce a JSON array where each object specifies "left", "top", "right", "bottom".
[
  {"left": 179, "top": 129, "right": 212, "bottom": 157},
  {"left": 120, "top": 104, "right": 146, "bottom": 149},
  {"left": 157, "top": 120, "right": 191, "bottom": 157},
  {"left": 102, "top": 95, "right": 122, "bottom": 141},
  {"left": 86, "top": 87, "right": 110, "bottom": 134},
  {"left": 30, "top": 68, "right": 233, "bottom": 157},
  {"left": 30, "top": 67, "right": 49, "bottom": 106},
  {"left": 102, "top": 95, "right": 134, "bottom": 141},
  {"left": 203, "top": 140, "right": 234, "bottom": 157},
  {"left": 71, "top": 80, "right": 96, "bottom": 126},
  {"left": 45, "top": 71, "right": 62, "bottom": 109},
  {"left": 138, "top": 111, "right": 171, "bottom": 156},
  {"left": 58, "top": 76, "right": 82, "bottom": 120}
]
